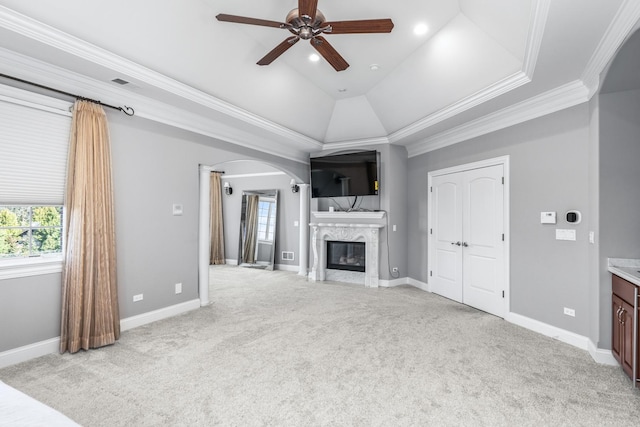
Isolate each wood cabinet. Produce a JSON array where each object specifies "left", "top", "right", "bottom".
[{"left": 612, "top": 274, "right": 639, "bottom": 386}]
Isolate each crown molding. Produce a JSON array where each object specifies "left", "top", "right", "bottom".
[
  {"left": 388, "top": 71, "right": 530, "bottom": 144},
  {"left": 320, "top": 137, "right": 390, "bottom": 151},
  {"left": 522, "top": 0, "right": 551, "bottom": 77},
  {"left": 581, "top": 0, "right": 640, "bottom": 98},
  {"left": 406, "top": 80, "right": 589, "bottom": 158},
  {"left": 0, "top": 5, "right": 323, "bottom": 153}
]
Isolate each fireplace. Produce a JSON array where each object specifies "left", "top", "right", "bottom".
[
  {"left": 309, "top": 217, "right": 385, "bottom": 287},
  {"left": 327, "top": 241, "right": 365, "bottom": 272}
]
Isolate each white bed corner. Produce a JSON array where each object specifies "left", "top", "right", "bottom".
[{"left": 0, "top": 380, "right": 80, "bottom": 426}]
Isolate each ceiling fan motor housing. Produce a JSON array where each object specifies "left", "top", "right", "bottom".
[{"left": 286, "top": 8, "right": 326, "bottom": 39}]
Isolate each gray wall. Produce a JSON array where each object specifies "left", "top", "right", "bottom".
[
  {"left": 0, "top": 112, "right": 307, "bottom": 353},
  {"left": 598, "top": 88, "right": 640, "bottom": 348},
  {"left": 407, "top": 104, "right": 592, "bottom": 336}
]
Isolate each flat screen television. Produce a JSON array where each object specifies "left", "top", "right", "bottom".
[{"left": 310, "top": 150, "right": 378, "bottom": 198}]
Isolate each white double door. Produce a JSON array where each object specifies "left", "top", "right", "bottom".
[{"left": 430, "top": 164, "right": 505, "bottom": 318}]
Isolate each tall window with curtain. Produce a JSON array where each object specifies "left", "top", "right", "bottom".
[
  {"left": 59, "top": 100, "right": 120, "bottom": 354},
  {"left": 209, "top": 172, "right": 225, "bottom": 264}
]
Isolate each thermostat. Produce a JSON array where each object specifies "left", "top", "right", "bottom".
[
  {"left": 541, "top": 212, "right": 556, "bottom": 224},
  {"left": 566, "top": 210, "right": 581, "bottom": 224}
]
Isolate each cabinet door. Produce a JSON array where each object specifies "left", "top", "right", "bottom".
[
  {"left": 612, "top": 294, "right": 623, "bottom": 364},
  {"left": 621, "top": 300, "right": 635, "bottom": 379}
]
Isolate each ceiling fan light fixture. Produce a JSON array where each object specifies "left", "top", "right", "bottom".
[
  {"left": 309, "top": 53, "right": 320, "bottom": 62},
  {"left": 369, "top": 64, "right": 380, "bottom": 71}
]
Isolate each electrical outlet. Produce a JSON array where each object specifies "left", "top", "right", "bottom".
[
  {"left": 175, "top": 283, "right": 182, "bottom": 294},
  {"left": 133, "top": 294, "right": 143, "bottom": 302},
  {"left": 563, "top": 307, "right": 575, "bottom": 317},
  {"left": 392, "top": 267, "right": 399, "bottom": 273}
]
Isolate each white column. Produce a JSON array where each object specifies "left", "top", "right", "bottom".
[
  {"left": 198, "top": 166, "right": 211, "bottom": 306},
  {"left": 298, "top": 184, "right": 310, "bottom": 276}
]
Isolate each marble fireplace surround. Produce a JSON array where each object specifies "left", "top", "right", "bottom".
[{"left": 309, "top": 212, "right": 385, "bottom": 288}]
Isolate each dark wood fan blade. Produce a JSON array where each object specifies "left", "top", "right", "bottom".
[
  {"left": 325, "top": 19, "right": 394, "bottom": 34},
  {"left": 257, "top": 37, "right": 300, "bottom": 65},
  {"left": 299, "top": 0, "right": 319, "bottom": 21},
  {"left": 216, "top": 14, "right": 284, "bottom": 28},
  {"left": 311, "top": 36, "right": 349, "bottom": 71}
]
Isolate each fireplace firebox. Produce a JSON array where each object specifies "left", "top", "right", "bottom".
[{"left": 326, "top": 241, "right": 365, "bottom": 272}]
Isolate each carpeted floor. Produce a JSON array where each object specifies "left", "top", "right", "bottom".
[{"left": 1, "top": 265, "right": 639, "bottom": 426}]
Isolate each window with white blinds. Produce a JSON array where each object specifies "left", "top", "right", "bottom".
[{"left": 0, "top": 85, "right": 72, "bottom": 205}]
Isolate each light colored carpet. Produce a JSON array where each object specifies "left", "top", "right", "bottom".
[{"left": 1, "top": 265, "right": 639, "bottom": 426}]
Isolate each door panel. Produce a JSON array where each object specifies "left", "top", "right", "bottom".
[
  {"left": 430, "top": 175, "right": 463, "bottom": 302},
  {"left": 462, "top": 165, "right": 504, "bottom": 317}
]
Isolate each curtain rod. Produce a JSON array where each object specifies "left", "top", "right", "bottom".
[
  {"left": 0, "top": 72, "right": 135, "bottom": 116},
  {"left": 211, "top": 170, "right": 225, "bottom": 174}
]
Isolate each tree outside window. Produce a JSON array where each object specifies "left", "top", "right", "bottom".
[{"left": 0, "top": 206, "right": 63, "bottom": 258}]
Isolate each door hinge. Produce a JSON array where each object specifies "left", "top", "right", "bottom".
[
  {"left": 501, "top": 177, "right": 504, "bottom": 185},
  {"left": 430, "top": 271, "right": 433, "bottom": 277},
  {"left": 430, "top": 228, "right": 433, "bottom": 235},
  {"left": 502, "top": 233, "right": 504, "bottom": 241},
  {"left": 502, "top": 290, "right": 505, "bottom": 298},
  {"left": 430, "top": 186, "right": 433, "bottom": 192}
]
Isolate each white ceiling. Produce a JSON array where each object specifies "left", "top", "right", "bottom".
[{"left": 0, "top": 0, "right": 638, "bottom": 162}]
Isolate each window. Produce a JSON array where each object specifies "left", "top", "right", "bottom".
[
  {"left": 257, "top": 199, "right": 276, "bottom": 242},
  {"left": 0, "top": 84, "right": 71, "bottom": 277},
  {"left": 0, "top": 206, "right": 63, "bottom": 258}
]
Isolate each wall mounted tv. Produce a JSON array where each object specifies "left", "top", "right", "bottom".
[{"left": 310, "top": 150, "right": 379, "bottom": 198}]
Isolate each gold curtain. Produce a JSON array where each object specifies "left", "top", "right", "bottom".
[
  {"left": 60, "top": 100, "right": 120, "bottom": 354},
  {"left": 209, "top": 172, "right": 225, "bottom": 264},
  {"left": 242, "top": 195, "right": 259, "bottom": 264}
]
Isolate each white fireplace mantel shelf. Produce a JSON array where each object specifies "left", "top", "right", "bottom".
[{"left": 312, "top": 211, "right": 386, "bottom": 220}]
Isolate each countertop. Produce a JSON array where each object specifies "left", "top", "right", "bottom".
[{"left": 608, "top": 258, "right": 640, "bottom": 287}]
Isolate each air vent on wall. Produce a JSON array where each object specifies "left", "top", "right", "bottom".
[{"left": 282, "top": 251, "right": 294, "bottom": 261}]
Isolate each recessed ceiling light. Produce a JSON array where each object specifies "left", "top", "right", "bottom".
[
  {"left": 111, "top": 78, "right": 130, "bottom": 85},
  {"left": 338, "top": 88, "right": 348, "bottom": 93},
  {"left": 309, "top": 53, "right": 320, "bottom": 62},
  {"left": 369, "top": 64, "right": 380, "bottom": 71},
  {"left": 413, "top": 23, "right": 428, "bottom": 36}
]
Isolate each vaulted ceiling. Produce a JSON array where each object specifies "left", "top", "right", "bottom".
[{"left": 0, "top": 0, "right": 639, "bottom": 162}]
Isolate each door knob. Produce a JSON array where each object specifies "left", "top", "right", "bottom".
[
  {"left": 462, "top": 242, "right": 469, "bottom": 247},
  {"left": 451, "top": 241, "right": 462, "bottom": 246}
]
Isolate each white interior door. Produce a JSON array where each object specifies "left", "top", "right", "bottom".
[
  {"left": 429, "top": 163, "right": 506, "bottom": 318},
  {"left": 462, "top": 165, "right": 504, "bottom": 318},
  {"left": 430, "top": 173, "right": 463, "bottom": 303}
]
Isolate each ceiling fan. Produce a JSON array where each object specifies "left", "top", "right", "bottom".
[{"left": 216, "top": 0, "right": 394, "bottom": 71}]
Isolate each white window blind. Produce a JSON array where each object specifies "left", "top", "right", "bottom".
[{"left": 0, "top": 85, "right": 72, "bottom": 205}]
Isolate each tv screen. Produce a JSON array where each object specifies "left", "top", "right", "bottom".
[{"left": 310, "top": 151, "right": 378, "bottom": 198}]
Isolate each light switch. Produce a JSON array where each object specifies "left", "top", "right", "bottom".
[
  {"left": 172, "top": 204, "right": 183, "bottom": 216},
  {"left": 541, "top": 212, "right": 556, "bottom": 224},
  {"left": 556, "top": 229, "right": 576, "bottom": 241}
]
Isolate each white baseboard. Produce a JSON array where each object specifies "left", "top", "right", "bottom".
[
  {"left": 0, "top": 299, "right": 201, "bottom": 369},
  {"left": 407, "top": 277, "right": 429, "bottom": 292},
  {"left": 275, "top": 264, "right": 299, "bottom": 272},
  {"left": 587, "top": 339, "right": 617, "bottom": 365},
  {"left": 505, "top": 312, "right": 590, "bottom": 351},
  {"left": 0, "top": 337, "right": 60, "bottom": 369},
  {"left": 379, "top": 277, "right": 408, "bottom": 287},
  {"left": 120, "top": 299, "right": 201, "bottom": 332},
  {"left": 225, "top": 259, "right": 238, "bottom": 266}
]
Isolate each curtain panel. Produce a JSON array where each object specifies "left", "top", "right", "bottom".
[
  {"left": 60, "top": 100, "right": 120, "bottom": 354},
  {"left": 209, "top": 172, "right": 225, "bottom": 264}
]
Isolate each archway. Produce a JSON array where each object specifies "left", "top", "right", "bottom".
[{"left": 198, "top": 160, "right": 309, "bottom": 305}]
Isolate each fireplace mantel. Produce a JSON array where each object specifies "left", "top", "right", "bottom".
[{"left": 309, "top": 222, "right": 384, "bottom": 287}]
